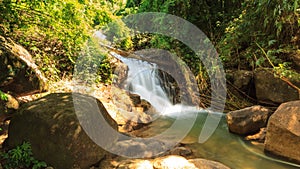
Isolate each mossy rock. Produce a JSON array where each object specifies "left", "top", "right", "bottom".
[{"left": 6, "top": 93, "right": 118, "bottom": 169}]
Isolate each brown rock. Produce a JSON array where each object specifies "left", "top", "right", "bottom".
[
  {"left": 111, "top": 87, "right": 154, "bottom": 132},
  {"left": 264, "top": 100, "right": 300, "bottom": 164},
  {"left": 7, "top": 93, "right": 118, "bottom": 169},
  {"left": 254, "top": 68, "right": 300, "bottom": 104},
  {"left": 168, "top": 146, "right": 193, "bottom": 157},
  {"left": 291, "top": 51, "right": 300, "bottom": 71},
  {"left": 226, "top": 105, "right": 272, "bottom": 135},
  {"left": 245, "top": 127, "right": 266, "bottom": 142},
  {"left": 0, "top": 35, "right": 47, "bottom": 96},
  {"left": 226, "top": 70, "right": 255, "bottom": 97}
]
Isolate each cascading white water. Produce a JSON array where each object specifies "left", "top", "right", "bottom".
[
  {"left": 111, "top": 52, "right": 300, "bottom": 169},
  {"left": 112, "top": 52, "right": 199, "bottom": 116}
]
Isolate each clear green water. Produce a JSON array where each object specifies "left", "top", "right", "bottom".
[{"left": 142, "top": 113, "right": 300, "bottom": 169}]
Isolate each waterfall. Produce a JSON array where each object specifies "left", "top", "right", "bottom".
[{"left": 112, "top": 52, "right": 199, "bottom": 116}]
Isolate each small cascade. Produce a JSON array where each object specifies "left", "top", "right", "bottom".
[
  {"left": 112, "top": 52, "right": 199, "bottom": 116},
  {"left": 110, "top": 52, "right": 300, "bottom": 169}
]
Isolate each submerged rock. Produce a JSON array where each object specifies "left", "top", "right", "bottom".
[
  {"left": 226, "top": 105, "right": 272, "bottom": 135},
  {"left": 265, "top": 100, "right": 300, "bottom": 164},
  {"left": 6, "top": 93, "right": 118, "bottom": 169},
  {"left": 188, "top": 158, "right": 231, "bottom": 169}
]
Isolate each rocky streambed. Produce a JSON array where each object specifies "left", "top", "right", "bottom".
[{"left": 1, "top": 86, "right": 300, "bottom": 169}]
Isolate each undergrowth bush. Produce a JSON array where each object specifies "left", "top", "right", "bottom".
[{"left": 0, "top": 142, "right": 47, "bottom": 169}]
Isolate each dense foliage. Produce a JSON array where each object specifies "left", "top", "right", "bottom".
[
  {"left": 0, "top": 0, "right": 123, "bottom": 82},
  {"left": 118, "top": 0, "right": 300, "bottom": 108},
  {"left": 219, "top": 0, "right": 300, "bottom": 71},
  {"left": 0, "top": 0, "right": 299, "bottom": 108}
]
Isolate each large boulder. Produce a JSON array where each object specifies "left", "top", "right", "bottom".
[
  {"left": 254, "top": 68, "right": 300, "bottom": 104},
  {"left": 6, "top": 93, "right": 118, "bottom": 169},
  {"left": 226, "top": 105, "right": 272, "bottom": 135},
  {"left": 0, "top": 35, "right": 47, "bottom": 96},
  {"left": 264, "top": 100, "right": 300, "bottom": 164}
]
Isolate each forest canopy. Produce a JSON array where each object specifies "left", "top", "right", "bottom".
[{"left": 0, "top": 0, "right": 299, "bottom": 83}]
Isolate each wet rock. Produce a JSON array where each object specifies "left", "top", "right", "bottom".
[
  {"left": 112, "top": 59, "right": 128, "bottom": 87},
  {"left": 111, "top": 86, "right": 155, "bottom": 132},
  {"left": 0, "top": 35, "right": 47, "bottom": 96},
  {"left": 168, "top": 146, "right": 193, "bottom": 157},
  {"left": 129, "top": 93, "right": 141, "bottom": 105},
  {"left": 110, "top": 139, "right": 170, "bottom": 158},
  {"left": 159, "top": 145, "right": 192, "bottom": 157},
  {"left": 254, "top": 68, "right": 300, "bottom": 104},
  {"left": 265, "top": 100, "right": 300, "bottom": 164},
  {"left": 6, "top": 93, "right": 118, "bottom": 169},
  {"left": 188, "top": 158, "right": 231, "bottom": 169},
  {"left": 226, "top": 105, "right": 272, "bottom": 135}
]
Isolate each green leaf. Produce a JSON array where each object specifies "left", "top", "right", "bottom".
[{"left": 268, "top": 40, "right": 277, "bottom": 46}]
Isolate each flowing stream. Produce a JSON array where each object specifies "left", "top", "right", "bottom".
[{"left": 112, "top": 52, "right": 300, "bottom": 169}]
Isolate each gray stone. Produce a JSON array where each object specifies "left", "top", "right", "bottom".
[
  {"left": 226, "top": 105, "right": 272, "bottom": 135},
  {"left": 7, "top": 93, "right": 118, "bottom": 169},
  {"left": 265, "top": 100, "right": 300, "bottom": 164}
]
